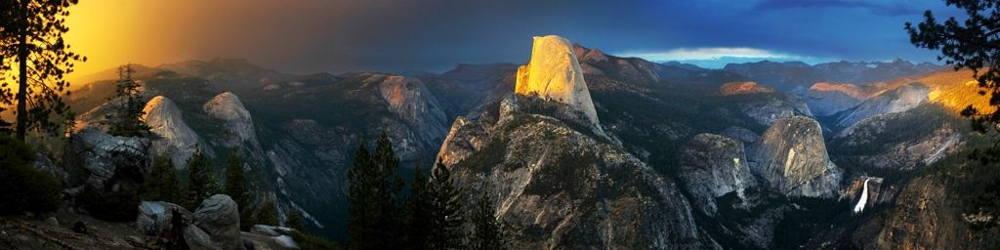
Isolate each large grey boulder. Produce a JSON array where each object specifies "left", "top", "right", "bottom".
[
  {"left": 184, "top": 225, "right": 218, "bottom": 250},
  {"left": 64, "top": 127, "right": 151, "bottom": 192},
  {"left": 193, "top": 194, "right": 243, "bottom": 250},
  {"left": 137, "top": 201, "right": 191, "bottom": 236}
]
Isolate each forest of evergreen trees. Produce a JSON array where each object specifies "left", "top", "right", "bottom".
[{"left": 345, "top": 133, "right": 508, "bottom": 250}]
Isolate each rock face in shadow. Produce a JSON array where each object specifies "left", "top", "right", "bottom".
[
  {"left": 750, "top": 116, "right": 842, "bottom": 198},
  {"left": 374, "top": 74, "right": 450, "bottom": 148},
  {"left": 806, "top": 82, "right": 865, "bottom": 116},
  {"left": 143, "top": 96, "right": 202, "bottom": 169},
  {"left": 677, "top": 133, "right": 758, "bottom": 216},
  {"left": 836, "top": 83, "right": 929, "bottom": 128}
]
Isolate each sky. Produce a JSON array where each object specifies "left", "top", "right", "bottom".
[{"left": 63, "top": 0, "right": 965, "bottom": 77}]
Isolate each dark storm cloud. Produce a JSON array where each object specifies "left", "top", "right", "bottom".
[
  {"left": 171, "top": 0, "right": 959, "bottom": 73},
  {"left": 755, "top": 0, "right": 919, "bottom": 16}
]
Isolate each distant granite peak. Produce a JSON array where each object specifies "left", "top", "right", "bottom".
[{"left": 514, "top": 35, "right": 603, "bottom": 135}]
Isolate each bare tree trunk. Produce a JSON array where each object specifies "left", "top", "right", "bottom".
[{"left": 15, "top": 0, "right": 27, "bottom": 141}]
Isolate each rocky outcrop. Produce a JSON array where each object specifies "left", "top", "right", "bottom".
[
  {"left": 677, "top": 134, "right": 757, "bottom": 216},
  {"left": 143, "top": 96, "right": 202, "bottom": 169},
  {"left": 372, "top": 75, "right": 450, "bottom": 146},
  {"left": 720, "top": 81, "right": 776, "bottom": 95},
  {"left": 442, "top": 112, "right": 714, "bottom": 249},
  {"left": 515, "top": 35, "right": 604, "bottom": 136},
  {"left": 806, "top": 82, "right": 865, "bottom": 116},
  {"left": 740, "top": 93, "right": 813, "bottom": 126},
  {"left": 204, "top": 92, "right": 255, "bottom": 147},
  {"left": 832, "top": 106, "right": 965, "bottom": 170},
  {"left": 750, "top": 116, "right": 842, "bottom": 198},
  {"left": 249, "top": 225, "right": 300, "bottom": 249},
  {"left": 192, "top": 194, "right": 242, "bottom": 250},
  {"left": 873, "top": 175, "right": 999, "bottom": 249},
  {"left": 438, "top": 38, "right": 717, "bottom": 247},
  {"left": 137, "top": 201, "right": 192, "bottom": 236},
  {"left": 840, "top": 176, "right": 892, "bottom": 212},
  {"left": 435, "top": 116, "right": 488, "bottom": 166},
  {"left": 835, "top": 83, "right": 929, "bottom": 128},
  {"left": 64, "top": 127, "right": 151, "bottom": 191}
]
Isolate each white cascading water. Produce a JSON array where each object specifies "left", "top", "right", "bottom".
[{"left": 853, "top": 178, "right": 871, "bottom": 214}]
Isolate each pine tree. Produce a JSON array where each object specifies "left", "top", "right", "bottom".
[
  {"left": 286, "top": 208, "right": 304, "bottom": 231},
  {"left": 186, "top": 146, "right": 218, "bottom": 210},
  {"left": 224, "top": 148, "right": 252, "bottom": 230},
  {"left": 141, "top": 155, "right": 180, "bottom": 204},
  {"left": 403, "top": 166, "right": 433, "bottom": 250},
  {"left": 906, "top": 0, "right": 1000, "bottom": 142},
  {"left": 428, "top": 160, "right": 466, "bottom": 250},
  {"left": 0, "top": 0, "right": 86, "bottom": 140},
  {"left": 256, "top": 198, "right": 279, "bottom": 226},
  {"left": 346, "top": 133, "right": 405, "bottom": 250},
  {"left": 470, "top": 192, "right": 507, "bottom": 250},
  {"left": 104, "top": 63, "right": 151, "bottom": 137}
]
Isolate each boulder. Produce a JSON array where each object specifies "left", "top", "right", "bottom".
[
  {"left": 250, "top": 225, "right": 294, "bottom": 237},
  {"left": 64, "top": 127, "right": 151, "bottom": 192},
  {"left": 193, "top": 194, "right": 243, "bottom": 250},
  {"left": 272, "top": 235, "right": 298, "bottom": 249},
  {"left": 33, "top": 153, "right": 70, "bottom": 187},
  {"left": 137, "top": 201, "right": 191, "bottom": 236},
  {"left": 184, "top": 225, "right": 217, "bottom": 250}
]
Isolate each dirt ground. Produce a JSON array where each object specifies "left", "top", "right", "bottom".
[
  {"left": 0, "top": 206, "right": 296, "bottom": 250},
  {"left": 0, "top": 207, "right": 150, "bottom": 250}
]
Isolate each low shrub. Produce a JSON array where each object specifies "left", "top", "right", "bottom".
[{"left": 0, "top": 135, "right": 61, "bottom": 215}]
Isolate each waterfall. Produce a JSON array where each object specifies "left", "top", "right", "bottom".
[{"left": 853, "top": 178, "right": 871, "bottom": 214}]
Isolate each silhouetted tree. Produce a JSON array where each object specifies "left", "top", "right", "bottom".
[
  {"left": 256, "top": 198, "right": 279, "bottom": 226},
  {"left": 906, "top": 0, "right": 1000, "bottom": 139},
  {"left": 470, "top": 192, "right": 507, "bottom": 250},
  {"left": 403, "top": 166, "right": 433, "bottom": 250},
  {"left": 0, "top": 0, "right": 86, "bottom": 140},
  {"left": 428, "top": 160, "right": 466, "bottom": 250},
  {"left": 186, "top": 146, "right": 218, "bottom": 210},
  {"left": 141, "top": 154, "right": 181, "bottom": 204},
  {"left": 346, "top": 133, "right": 405, "bottom": 250},
  {"left": 104, "top": 63, "right": 150, "bottom": 137},
  {"left": 224, "top": 148, "right": 252, "bottom": 230},
  {"left": 286, "top": 208, "right": 304, "bottom": 231}
]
